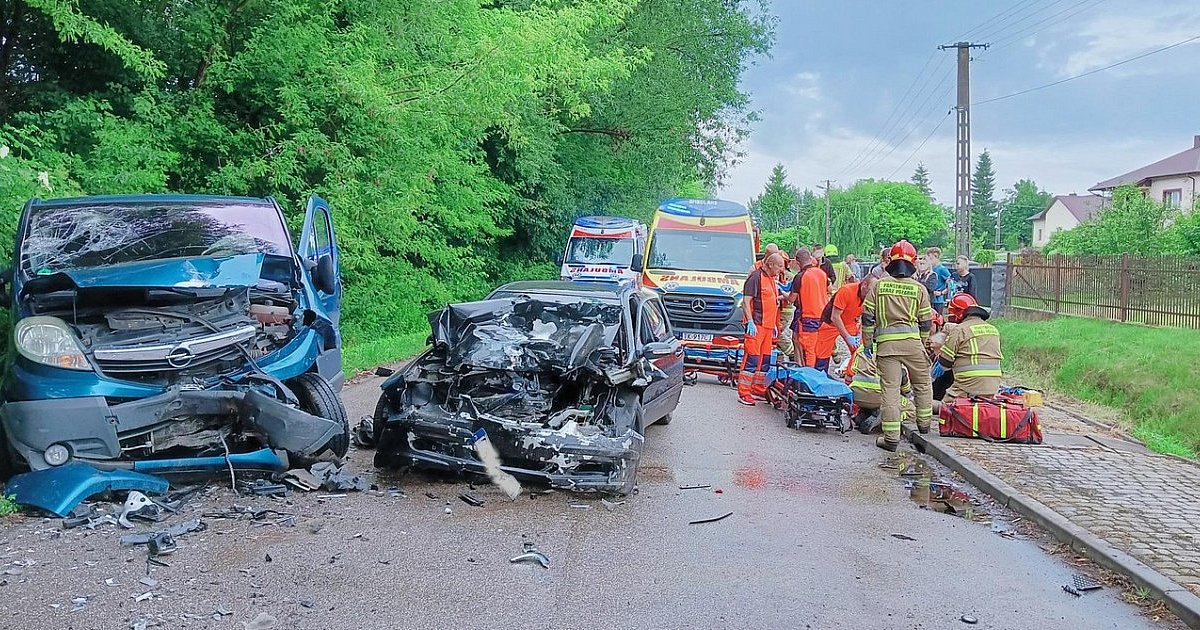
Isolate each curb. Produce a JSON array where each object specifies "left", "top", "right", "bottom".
[{"left": 904, "top": 427, "right": 1200, "bottom": 629}]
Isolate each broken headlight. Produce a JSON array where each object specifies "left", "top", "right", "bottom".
[{"left": 14, "top": 316, "right": 91, "bottom": 370}]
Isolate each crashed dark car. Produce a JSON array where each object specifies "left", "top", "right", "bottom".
[
  {"left": 373, "top": 281, "right": 685, "bottom": 494},
  {"left": 0, "top": 194, "right": 348, "bottom": 474}
]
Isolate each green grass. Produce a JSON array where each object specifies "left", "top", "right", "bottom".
[
  {"left": 996, "top": 317, "right": 1199, "bottom": 458},
  {"left": 343, "top": 332, "right": 429, "bottom": 375},
  {"left": 0, "top": 494, "right": 18, "bottom": 517}
]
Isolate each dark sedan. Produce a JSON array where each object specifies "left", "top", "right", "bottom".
[{"left": 372, "top": 281, "right": 684, "bottom": 494}]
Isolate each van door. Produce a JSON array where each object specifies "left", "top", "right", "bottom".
[{"left": 298, "top": 195, "right": 341, "bottom": 325}]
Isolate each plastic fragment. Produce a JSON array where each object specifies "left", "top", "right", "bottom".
[{"left": 688, "top": 512, "right": 734, "bottom": 525}]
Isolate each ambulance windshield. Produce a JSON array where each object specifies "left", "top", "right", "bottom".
[
  {"left": 647, "top": 229, "right": 753, "bottom": 274},
  {"left": 565, "top": 237, "right": 635, "bottom": 266}
]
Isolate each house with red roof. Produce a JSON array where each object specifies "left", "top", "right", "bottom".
[
  {"left": 1028, "top": 193, "right": 1105, "bottom": 247},
  {"left": 1090, "top": 135, "right": 1200, "bottom": 213}
]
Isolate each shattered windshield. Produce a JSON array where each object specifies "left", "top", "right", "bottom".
[
  {"left": 431, "top": 296, "right": 623, "bottom": 371},
  {"left": 20, "top": 203, "right": 293, "bottom": 274},
  {"left": 565, "top": 237, "right": 635, "bottom": 266}
]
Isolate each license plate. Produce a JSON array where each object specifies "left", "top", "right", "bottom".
[{"left": 680, "top": 333, "right": 714, "bottom": 343}]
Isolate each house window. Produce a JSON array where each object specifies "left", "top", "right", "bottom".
[
  {"left": 1037, "top": 228, "right": 1043, "bottom": 242},
  {"left": 1163, "top": 188, "right": 1182, "bottom": 208}
]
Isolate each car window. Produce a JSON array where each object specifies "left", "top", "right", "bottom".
[
  {"left": 640, "top": 302, "right": 669, "bottom": 344},
  {"left": 650, "top": 300, "right": 672, "bottom": 341}
]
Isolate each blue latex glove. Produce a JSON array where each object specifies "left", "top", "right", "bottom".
[
  {"left": 746, "top": 320, "right": 758, "bottom": 337},
  {"left": 931, "top": 362, "right": 946, "bottom": 379},
  {"left": 776, "top": 281, "right": 789, "bottom": 294},
  {"left": 846, "top": 335, "right": 861, "bottom": 350},
  {"left": 863, "top": 343, "right": 874, "bottom": 358}
]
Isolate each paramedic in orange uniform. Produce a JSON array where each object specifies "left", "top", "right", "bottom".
[
  {"left": 738, "top": 252, "right": 784, "bottom": 406},
  {"left": 788, "top": 249, "right": 830, "bottom": 367},
  {"left": 814, "top": 276, "right": 875, "bottom": 372}
]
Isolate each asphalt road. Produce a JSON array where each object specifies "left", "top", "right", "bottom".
[{"left": 0, "top": 371, "right": 1170, "bottom": 630}]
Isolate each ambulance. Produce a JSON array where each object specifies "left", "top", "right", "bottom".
[
  {"left": 558, "top": 216, "right": 647, "bottom": 286},
  {"left": 642, "top": 198, "right": 759, "bottom": 374}
]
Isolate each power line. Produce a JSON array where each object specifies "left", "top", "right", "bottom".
[
  {"left": 975, "top": 33, "right": 1200, "bottom": 105},
  {"left": 887, "top": 110, "right": 953, "bottom": 180},
  {"left": 836, "top": 52, "right": 944, "bottom": 177},
  {"left": 847, "top": 60, "right": 955, "bottom": 177},
  {"left": 988, "top": 0, "right": 1108, "bottom": 51},
  {"left": 862, "top": 74, "right": 955, "bottom": 175},
  {"left": 954, "top": 0, "right": 1041, "bottom": 42},
  {"left": 973, "top": 0, "right": 1071, "bottom": 42}
]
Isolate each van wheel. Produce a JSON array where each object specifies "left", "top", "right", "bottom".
[
  {"left": 290, "top": 373, "right": 350, "bottom": 457},
  {"left": 655, "top": 413, "right": 673, "bottom": 426}
]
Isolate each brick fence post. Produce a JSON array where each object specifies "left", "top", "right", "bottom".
[{"left": 991, "top": 259, "right": 1007, "bottom": 318}]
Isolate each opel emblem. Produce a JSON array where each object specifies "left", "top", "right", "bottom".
[
  {"left": 166, "top": 345, "right": 195, "bottom": 368},
  {"left": 690, "top": 298, "right": 707, "bottom": 313}
]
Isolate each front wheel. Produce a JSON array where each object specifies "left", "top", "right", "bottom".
[
  {"left": 654, "top": 413, "right": 673, "bottom": 426},
  {"left": 289, "top": 373, "right": 350, "bottom": 457}
]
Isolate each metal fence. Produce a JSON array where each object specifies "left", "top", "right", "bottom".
[{"left": 1006, "top": 252, "right": 1200, "bottom": 328}]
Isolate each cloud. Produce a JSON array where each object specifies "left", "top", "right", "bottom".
[
  {"left": 784, "top": 71, "right": 822, "bottom": 100},
  {"left": 1053, "top": 5, "right": 1200, "bottom": 77}
]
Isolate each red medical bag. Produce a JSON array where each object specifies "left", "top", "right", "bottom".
[{"left": 938, "top": 397, "right": 1043, "bottom": 444}]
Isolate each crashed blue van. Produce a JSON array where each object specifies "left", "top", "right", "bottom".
[{"left": 0, "top": 195, "right": 348, "bottom": 473}]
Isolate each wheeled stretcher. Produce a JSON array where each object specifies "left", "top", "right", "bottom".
[
  {"left": 682, "top": 335, "right": 749, "bottom": 386},
  {"left": 763, "top": 363, "right": 853, "bottom": 432}
]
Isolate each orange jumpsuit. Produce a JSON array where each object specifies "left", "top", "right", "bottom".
[
  {"left": 739, "top": 267, "right": 779, "bottom": 399},
  {"left": 815, "top": 281, "right": 863, "bottom": 370},
  {"left": 790, "top": 265, "right": 830, "bottom": 367}
]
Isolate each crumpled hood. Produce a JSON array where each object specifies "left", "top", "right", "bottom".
[{"left": 22, "top": 254, "right": 266, "bottom": 294}]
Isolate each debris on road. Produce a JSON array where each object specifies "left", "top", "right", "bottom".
[
  {"left": 353, "top": 416, "right": 376, "bottom": 448},
  {"left": 283, "top": 468, "right": 322, "bottom": 492},
  {"left": 679, "top": 484, "right": 711, "bottom": 490},
  {"left": 890, "top": 533, "right": 917, "bottom": 541},
  {"left": 241, "top": 479, "right": 289, "bottom": 497},
  {"left": 601, "top": 498, "right": 625, "bottom": 512},
  {"left": 960, "top": 614, "right": 979, "bottom": 624},
  {"left": 1071, "top": 573, "right": 1103, "bottom": 592},
  {"left": 688, "top": 511, "right": 734, "bottom": 525},
  {"left": 458, "top": 492, "right": 485, "bottom": 507},
  {"left": 509, "top": 542, "right": 550, "bottom": 569},
  {"left": 5, "top": 463, "right": 169, "bottom": 517},
  {"left": 569, "top": 503, "right": 591, "bottom": 510},
  {"left": 120, "top": 519, "right": 206, "bottom": 548},
  {"left": 311, "top": 461, "right": 368, "bottom": 492},
  {"left": 243, "top": 612, "right": 278, "bottom": 630},
  {"left": 374, "top": 366, "right": 395, "bottom": 377}
]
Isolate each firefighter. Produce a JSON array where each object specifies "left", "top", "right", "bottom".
[
  {"left": 787, "top": 249, "right": 830, "bottom": 367},
  {"left": 738, "top": 252, "right": 785, "bottom": 406},
  {"left": 935, "top": 293, "right": 1003, "bottom": 403},
  {"left": 814, "top": 276, "right": 874, "bottom": 372},
  {"left": 861, "top": 240, "right": 934, "bottom": 451},
  {"left": 845, "top": 349, "right": 915, "bottom": 434}
]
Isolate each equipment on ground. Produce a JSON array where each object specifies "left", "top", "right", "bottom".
[{"left": 939, "top": 396, "right": 1043, "bottom": 444}]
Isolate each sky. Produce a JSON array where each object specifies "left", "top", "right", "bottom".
[{"left": 719, "top": 0, "right": 1200, "bottom": 209}]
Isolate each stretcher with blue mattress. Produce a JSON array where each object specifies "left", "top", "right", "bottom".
[{"left": 764, "top": 363, "right": 853, "bottom": 432}]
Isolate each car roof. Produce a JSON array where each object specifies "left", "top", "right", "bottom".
[
  {"left": 491, "top": 280, "right": 631, "bottom": 301},
  {"left": 29, "top": 194, "right": 275, "bottom": 208}
]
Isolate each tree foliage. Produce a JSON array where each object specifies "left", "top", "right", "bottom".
[
  {"left": 998, "top": 178, "right": 1050, "bottom": 250},
  {"left": 0, "top": 0, "right": 774, "bottom": 347},
  {"left": 749, "top": 163, "right": 799, "bottom": 231},
  {"left": 971, "top": 150, "right": 997, "bottom": 245},
  {"left": 910, "top": 162, "right": 932, "bottom": 198},
  {"left": 1045, "top": 186, "right": 1183, "bottom": 256},
  {"left": 830, "top": 180, "right": 946, "bottom": 251}
]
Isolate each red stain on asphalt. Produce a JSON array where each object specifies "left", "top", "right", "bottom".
[{"left": 734, "top": 465, "right": 767, "bottom": 489}]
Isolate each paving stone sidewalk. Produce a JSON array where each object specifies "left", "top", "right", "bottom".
[{"left": 944, "top": 434, "right": 1200, "bottom": 596}]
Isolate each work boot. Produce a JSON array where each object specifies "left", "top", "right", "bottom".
[
  {"left": 738, "top": 394, "right": 756, "bottom": 406},
  {"left": 918, "top": 424, "right": 931, "bottom": 435},
  {"left": 876, "top": 436, "right": 899, "bottom": 452}
]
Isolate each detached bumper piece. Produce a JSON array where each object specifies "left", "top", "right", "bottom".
[
  {"left": 1, "top": 386, "right": 339, "bottom": 470},
  {"left": 376, "top": 409, "right": 642, "bottom": 495},
  {"left": 5, "top": 464, "right": 169, "bottom": 518},
  {"left": 764, "top": 365, "right": 853, "bottom": 433}
]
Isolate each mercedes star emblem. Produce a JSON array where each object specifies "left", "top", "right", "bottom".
[{"left": 690, "top": 298, "right": 707, "bottom": 313}]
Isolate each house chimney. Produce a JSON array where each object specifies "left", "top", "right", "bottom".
[
  {"left": 1194, "top": 134, "right": 1200, "bottom": 148},
  {"left": 1069, "top": 192, "right": 1077, "bottom": 196}
]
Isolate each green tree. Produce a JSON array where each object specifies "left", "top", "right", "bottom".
[
  {"left": 971, "top": 150, "right": 998, "bottom": 245},
  {"left": 1046, "top": 186, "right": 1176, "bottom": 255},
  {"left": 910, "top": 163, "right": 933, "bottom": 198},
  {"left": 749, "top": 163, "right": 799, "bottom": 231},
  {"left": 828, "top": 180, "right": 947, "bottom": 249},
  {"left": 999, "top": 179, "right": 1051, "bottom": 250}
]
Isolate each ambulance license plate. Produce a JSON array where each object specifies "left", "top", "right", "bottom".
[{"left": 680, "top": 333, "right": 714, "bottom": 343}]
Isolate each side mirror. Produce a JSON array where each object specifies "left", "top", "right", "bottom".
[
  {"left": 555, "top": 253, "right": 564, "bottom": 266},
  {"left": 314, "top": 254, "right": 336, "bottom": 294},
  {"left": 630, "top": 253, "right": 644, "bottom": 271},
  {"left": 642, "top": 341, "right": 673, "bottom": 360}
]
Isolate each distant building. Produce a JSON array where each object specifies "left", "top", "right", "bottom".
[
  {"left": 1090, "top": 135, "right": 1200, "bottom": 212},
  {"left": 1028, "top": 193, "right": 1104, "bottom": 247}
]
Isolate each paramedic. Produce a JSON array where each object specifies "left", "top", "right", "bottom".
[
  {"left": 738, "top": 252, "right": 785, "bottom": 406},
  {"left": 861, "top": 240, "right": 934, "bottom": 451},
  {"left": 814, "top": 276, "right": 875, "bottom": 372},
  {"left": 935, "top": 293, "right": 1002, "bottom": 404},
  {"left": 787, "top": 249, "right": 830, "bottom": 367}
]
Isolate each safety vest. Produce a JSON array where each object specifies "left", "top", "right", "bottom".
[
  {"left": 866, "top": 278, "right": 932, "bottom": 344},
  {"left": 939, "top": 315, "right": 1002, "bottom": 378}
]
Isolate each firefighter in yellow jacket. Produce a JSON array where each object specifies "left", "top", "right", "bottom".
[
  {"left": 861, "top": 240, "right": 934, "bottom": 451},
  {"left": 936, "top": 293, "right": 1003, "bottom": 401},
  {"left": 846, "top": 349, "right": 915, "bottom": 434}
]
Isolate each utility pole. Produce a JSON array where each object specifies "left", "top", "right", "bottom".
[
  {"left": 820, "top": 179, "right": 834, "bottom": 245},
  {"left": 995, "top": 205, "right": 1003, "bottom": 250},
  {"left": 939, "top": 41, "right": 988, "bottom": 259}
]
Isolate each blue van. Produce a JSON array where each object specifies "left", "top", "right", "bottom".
[{"left": 0, "top": 195, "right": 348, "bottom": 473}]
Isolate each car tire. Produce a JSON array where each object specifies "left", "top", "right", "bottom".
[
  {"left": 290, "top": 373, "right": 350, "bottom": 458},
  {"left": 372, "top": 395, "right": 390, "bottom": 446},
  {"left": 654, "top": 413, "right": 673, "bottom": 426}
]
